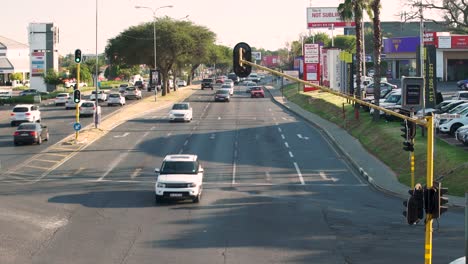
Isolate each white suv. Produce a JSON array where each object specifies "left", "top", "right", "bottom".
[
  {"left": 154, "top": 154, "right": 204, "bottom": 203},
  {"left": 10, "top": 104, "right": 41, "bottom": 126}
]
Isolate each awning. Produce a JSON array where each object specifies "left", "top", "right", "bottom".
[{"left": 0, "top": 58, "right": 13, "bottom": 73}]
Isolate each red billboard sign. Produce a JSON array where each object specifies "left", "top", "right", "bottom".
[{"left": 451, "top": 36, "right": 468, "bottom": 49}]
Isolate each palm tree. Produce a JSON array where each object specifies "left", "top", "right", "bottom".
[
  {"left": 338, "top": 0, "right": 371, "bottom": 116},
  {"left": 371, "top": 0, "right": 383, "bottom": 121}
]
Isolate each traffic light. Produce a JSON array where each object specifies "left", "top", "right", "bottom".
[
  {"left": 73, "top": 89, "right": 81, "bottom": 104},
  {"left": 431, "top": 181, "right": 449, "bottom": 219},
  {"left": 401, "top": 120, "right": 416, "bottom": 152},
  {"left": 233, "top": 42, "right": 252, "bottom": 78},
  {"left": 74, "top": 49, "right": 82, "bottom": 63},
  {"left": 403, "top": 183, "right": 424, "bottom": 225}
]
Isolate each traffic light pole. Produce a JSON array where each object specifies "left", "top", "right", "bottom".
[
  {"left": 75, "top": 64, "right": 80, "bottom": 141},
  {"left": 424, "top": 115, "right": 434, "bottom": 264}
]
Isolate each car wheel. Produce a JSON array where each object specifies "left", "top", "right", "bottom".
[
  {"left": 193, "top": 192, "right": 201, "bottom": 203},
  {"left": 450, "top": 123, "right": 463, "bottom": 135},
  {"left": 37, "top": 119, "right": 41, "bottom": 123}
]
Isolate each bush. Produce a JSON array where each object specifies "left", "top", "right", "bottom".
[{"left": 0, "top": 96, "right": 35, "bottom": 105}]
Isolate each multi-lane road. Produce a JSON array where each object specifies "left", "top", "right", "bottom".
[{"left": 0, "top": 84, "right": 464, "bottom": 264}]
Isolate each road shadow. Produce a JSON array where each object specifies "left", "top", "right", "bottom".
[{"left": 48, "top": 190, "right": 156, "bottom": 208}]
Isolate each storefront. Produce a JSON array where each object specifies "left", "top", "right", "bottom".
[{"left": 0, "top": 36, "right": 30, "bottom": 86}]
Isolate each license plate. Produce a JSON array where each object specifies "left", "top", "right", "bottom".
[
  {"left": 21, "top": 133, "right": 29, "bottom": 136},
  {"left": 170, "top": 193, "right": 183, "bottom": 197}
]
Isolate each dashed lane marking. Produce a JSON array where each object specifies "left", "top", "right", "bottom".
[
  {"left": 293, "top": 162, "right": 305, "bottom": 185},
  {"left": 131, "top": 168, "right": 142, "bottom": 179}
]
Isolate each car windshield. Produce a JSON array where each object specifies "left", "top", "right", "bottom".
[
  {"left": 442, "top": 101, "right": 464, "bottom": 112},
  {"left": 435, "top": 101, "right": 452, "bottom": 109},
  {"left": 203, "top": 79, "right": 213, "bottom": 82},
  {"left": 17, "top": 124, "right": 37, "bottom": 130},
  {"left": 160, "top": 161, "right": 198, "bottom": 174},
  {"left": 459, "top": 93, "right": 468, "bottom": 99},
  {"left": 217, "top": 90, "right": 229, "bottom": 94},
  {"left": 82, "top": 102, "right": 94, "bottom": 107},
  {"left": 384, "top": 94, "right": 401, "bottom": 103},
  {"left": 109, "top": 94, "right": 120, "bottom": 98},
  {"left": 449, "top": 104, "right": 468, "bottom": 114},
  {"left": 126, "top": 87, "right": 135, "bottom": 91},
  {"left": 172, "top": 104, "right": 189, "bottom": 110},
  {"left": 13, "top": 107, "right": 29, "bottom": 112},
  {"left": 221, "top": 85, "right": 231, "bottom": 88},
  {"left": 252, "top": 87, "right": 262, "bottom": 91},
  {"left": 247, "top": 83, "right": 257, "bottom": 86}
]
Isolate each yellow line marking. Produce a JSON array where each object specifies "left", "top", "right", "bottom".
[
  {"left": 43, "top": 153, "right": 69, "bottom": 157},
  {"left": 24, "top": 165, "right": 49, "bottom": 170},
  {"left": 34, "top": 159, "right": 59, "bottom": 163},
  {"left": 51, "top": 147, "right": 78, "bottom": 151}
]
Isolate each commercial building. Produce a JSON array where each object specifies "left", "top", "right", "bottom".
[{"left": 0, "top": 36, "right": 30, "bottom": 86}]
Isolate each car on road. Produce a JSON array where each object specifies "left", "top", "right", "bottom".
[
  {"left": 10, "top": 104, "right": 41, "bottom": 126},
  {"left": 245, "top": 81, "right": 258, "bottom": 93},
  {"left": 214, "top": 89, "right": 230, "bottom": 102},
  {"left": 224, "top": 79, "right": 234, "bottom": 88},
  {"left": 169, "top": 102, "right": 193, "bottom": 122},
  {"left": 13, "top": 122, "right": 49, "bottom": 146},
  {"left": 54, "top": 93, "right": 70, "bottom": 106},
  {"left": 154, "top": 154, "right": 204, "bottom": 203},
  {"left": 65, "top": 81, "right": 87, "bottom": 89},
  {"left": 456, "top": 79, "right": 468, "bottom": 89},
  {"left": 201, "top": 78, "right": 214, "bottom": 90},
  {"left": 89, "top": 90, "right": 108, "bottom": 102},
  {"left": 124, "top": 87, "right": 142, "bottom": 100},
  {"left": 227, "top": 72, "right": 240, "bottom": 84},
  {"left": 220, "top": 84, "right": 234, "bottom": 95},
  {"left": 79, "top": 101, "right": 96, "bottom": 117},
  {"left": 107, "top": 93, "right": 126, "bottom": 106},
  {"left": 250, "top": 86, "right": 265, "bottom": 98},
  {"left": 249, "top": 73, "right": 261, "bottom": 83},
  {"left": 19, "top": 89, "right": 48, "bottom": 96},
  {"left": 65, "top": 98, "right": 78, "bottom": 110},
  {"left": 134, "top": 80, "right": 148, "bottom": 90},
  {"left": 176, "top": 79, "right": 187, "bottom": 87},
  {"left": 119, "top": 83, "right": 130, "bottom": 93}
]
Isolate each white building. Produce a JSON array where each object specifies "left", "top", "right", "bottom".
[
  {"left": 0, "top": 36, "right": 30, "bottom": 86},
  {"left": 28, "top": 23, "right": 59, "bottom": 92}
]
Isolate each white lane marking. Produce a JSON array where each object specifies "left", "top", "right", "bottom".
[
  {"left": 282, "top": 117, "right": 287, "bottom": 120},
  {"left": 281, "top": 134, "right": 285, "bottom": 140},
  {"left": 0, "top": 210, "right": 68, "bottom": 230},
  {"left": 131, "top": 168, "right": 142, "bottom": 179},
  {"left": 84, "top": 179, "right": 366, "bottom": 186},
  {"left": 210, "top": 133, "right": 216, "bottom": 140},
  {"left": 114, "top": 132, "right": 129, "bottom": 138},
  {"left": 288, "top": 151, "right": 294, "bottom": 158},
  {"left": 273, "top": 117, "right": 277, "bottom": 121},
  {"left": 304, "top": 137, "right": 309, "bottom": 140},
  {"left": 43, "top": 152, "right": 69, "bottom": 157},
  {"left": 284, "top": 142, "right": 289, "bottom": 148},
  {"left": 293, "top": 162, "right": 305, "bottom": 185},
  {"left": 297, "top": 134, "right": 303, "bottom": 139},
  {"left": 24, "top": 165, "right": 49, "bottom": 170},
  {"left": 218, "top": 116, "right": 221, "bottom": 120},
  {"left": 34, "top": 158, "right": 58, "bottom": 163},
  {"left": 277, "top": 127, "right": 282, "bottom": 133},
  {"left": 151, "top": 126, "right": 156, "bottom": 130},
  {"left": 73, "top": 167, "right": 84, "bottom": 176},
  {"left": 184, "top": 140, "right": 189, "bottom": 146},
  {"left": 265, "top": 171, "right": 271, "bottom": 181},
  {"left": 167, "top": 132, "right": 172, "bottom": 137},
  {"left": 98, "top": 131, "right": 149, "bottom": 181},
  {"left": 319, "top": 171, "right": 338, "bottom": 182},
  {"left": 232, "top": 150, "right": 237, "bottom": 184},
  {"left": 268, "top": 108, "right": 272, "bottom": 112}
]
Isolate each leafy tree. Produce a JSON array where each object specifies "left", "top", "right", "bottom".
[
  {"left": 333, "top": 35, "right": 357, "bottom": 53},
  {"left": 10, "top": 72, "right": 23, "bottom": 81},
  {"left": 59, "top": 54, "right": 75, "bottom": 69},
  {"left": 43, "top": 69, "right": 64, "bottom": 89},
  {"left": 68, "top": 64, "right": 92, "bottom": 83},
  {"left": 371, "top": 0, "right": 383, "bottom": 121}
]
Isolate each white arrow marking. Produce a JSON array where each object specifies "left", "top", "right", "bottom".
[
  {"left": 304, "top": 137, "right": 309, "bottom": 140},
  {"left": 114, "top": 132, "right": 129, "bottom": 138},
  {"left": 297, "top": 134, "right": 303, "bottom": 139},
  {"left": 210, "top": 133, "right": 216, "bottom": 140},
  {"left": 320, "top": 171, "right": 338, "bottom": 182}
]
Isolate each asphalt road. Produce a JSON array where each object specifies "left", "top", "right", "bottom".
[
  {"left": 0, "top": 90, "right": 156, "bottom": 173},
  {"left": 0, "top": 84, "right": 464, "bottom": 264}
]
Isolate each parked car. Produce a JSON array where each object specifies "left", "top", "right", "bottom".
[
  {"left": 201, "top": 78, "right": 214, "bottom": 90},
  {"left": 456, "top": 79, "right": 468, "bottom": 89},
  {"left": 250, "top": 86, "right": 265, "bottom": 98},
  {"left": 438, "top": 107, "right": 468, "bottom": 135},
  {"left": 362, "top": 87, "right": 395, "bottom": 111},
  {"left": 168, "top": 103, "right": 192, "bottom": 122},
  {"left": 107, "top": 93, "right": 126, "bottom": 106},
  {"left": 154, "top": 154, "right": 204, "bottom": 203},
  {"left": 10, "top": 104, "right": 41, "bottom": 126},
  {"left": 214, "top": 89, "right": 230, "bottom": 102},
  {"left": 176, "top": 79, "right": 187, "bottom": 87},
  {"left": 89, "top": 90, "right": 108, "bottom": 102},
  {"left": 451, "top": 91, "right": 468, "bottom": 100},
  {"left": 370, "top": 90, "right": 402, "bottom": 115},
  {"left": 220, "top": 84, "right": 234, "bottom": 95},
  {"left": 416, "top": 100, "right": 458, "bottom": 117},
  {"left": 19, "top": 89, "right": 48, "bottom": 96},
  {"left": 0, "top": 89, "right": 13, "bottom": 99},
  {"left": 79, "top": 101, "right": 96, "bottom": 117},
  {"left": 13, "top": 122, "right": 49, "bottom": 146},
  {"left": 124, "top": 87, "right": 142, "bottom": 100},
  {"left": 455, "top": 124, "right": 468, "bottom": 145},
  {"left": 54, "top": 93, "right": 70, "bottom": 106},
  {"left": 365, "top": 82, "right": 397, "bottom": 96}
]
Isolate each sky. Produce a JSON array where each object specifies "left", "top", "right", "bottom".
[{"left": 1, "top": 0, "right": 442, "bottom": 56}]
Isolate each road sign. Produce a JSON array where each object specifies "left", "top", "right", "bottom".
[{"left": 73, "top": 122, "right": 81, "bottom": 131}]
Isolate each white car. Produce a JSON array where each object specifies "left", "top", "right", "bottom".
[
  {"left": 169, "top": 102, "right": 192, "bottom": 122},
  {"left": 124, "top": 87, "right": 142, "bottom": 100},
  {"left": 370, "top": 90, "right": 401, "bottom": 115},
  {"left": 154, "top": 154, "right": 204, "bottom": 203},
  {"left": 89, "top": 90, "right": 108, "bottom": 102},
  {"left": 79, "top": 101, "right": 96, "bottom": 117},
  {"left": 224, "top": 79, "right": 234, "bottom": 88},
  {"left": 0, "top": 89, "right": 12, "bottom": 99},
  {"left": 54, "top": 93, "right": 70, "bottom": 106},
  {"left": 10, "top": 104, "right": 41, "bottom": 126},
  {"left": 65, "top": 98, "right": 78, "bottom": 110},
  {"left": 107, "top": 93, "right": 125, "bottom": 106},
  {"left": 176, "top": 79, "right": 187, "bottom": 87},
  {"left": 220, "top": 84, "right": 234, "bottom": 95},
  {"left": 438, "top": 107, "right": 468, "bottom": 135},
  {"left": 65, "top": 81, "right": 87, "bottom": 88}
]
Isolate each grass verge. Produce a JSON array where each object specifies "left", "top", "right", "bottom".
[{"left": 282, "top": 83, "right": 468, "bottom": 197}]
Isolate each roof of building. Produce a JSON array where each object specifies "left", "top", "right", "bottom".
[
  {"left": 0, "top": 58, "right": 14, "bottom": 70},
  {"left": 345, "top": 21, "right": 452, "bottom": 38},
  {"left": 0, "top": 36, "right": 29, "bottom": 49}
]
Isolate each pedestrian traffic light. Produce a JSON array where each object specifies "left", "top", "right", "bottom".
[
  {"left": 73, "top": 89, "right": 81, "bottom": 104},
  {"left": 233, "top": 42, "right": 252, "bottom": 78},
  {"left": 74, "top": 49, "right": 82, "bottom": 63},
  {"left": 403, "top": 141, "right": 415, "bottom": 152},
  {"left": 400, "top": 120, "right": 416, "bottom": 140},
  {"left": 403, "top": 183, "right": 424, "bottom": 225},
  {"left": 431, "top": 181, "right": 449, "bottom": 219}
]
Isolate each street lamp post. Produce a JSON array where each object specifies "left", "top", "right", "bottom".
[{"left": 135, "top": 5, "right": 173, "bottom": 100}]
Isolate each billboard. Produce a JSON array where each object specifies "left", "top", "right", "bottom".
[
  {"left": 451, "top": 36, "right": 468, "bottom": 49},
  {"left": 252, "top": 52, "right": 262, "bottom": 61},
  {"left": 31, "top": 51, "right": 45, "bottom": 77},
  {"left": 307, "top": 7, "right": 355, "bottom": 28}
]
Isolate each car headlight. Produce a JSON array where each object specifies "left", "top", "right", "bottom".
[
  {"left": 187, "top": 183, "right": 197, "bottom": 188},
  {"left": 157, "top": 183, "right": 166, "bottom": 188}
]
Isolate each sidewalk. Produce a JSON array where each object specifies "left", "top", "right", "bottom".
[{"left": 265, "top": 85, "right": 465, "bottom": 208}]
